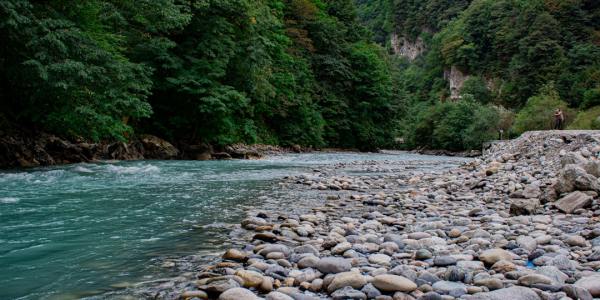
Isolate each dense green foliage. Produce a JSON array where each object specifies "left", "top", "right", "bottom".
[
  {"left": 569, "top": 106, "right": 600, "bottom": 130},
  {"left": 1, "top": 0, "right": 400, "bottom": 149},
  {"left": 3, "top": 0, "right": 600, "bottom": 152},
  {"left": 358, "top": 0, "right": 600, "bottom": 150}
]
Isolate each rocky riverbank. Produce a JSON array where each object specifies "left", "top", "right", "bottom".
[
  {"left": 124, "top": 131, "right": 600, "bottom": 300},
  {"left": 0, "top": 131, "right": 297, "bottom": 169}
]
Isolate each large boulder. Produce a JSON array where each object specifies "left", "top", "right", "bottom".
[
  {"left": 139, "top": 134, "right": 179, "bottom": 159},
  {"left": 555, "top": 164, "right": 600, "bottom": 194},
  {"left": 509, "top": 199, "right": 540, "bottom": 216},
  {"left": 554, "top": 191, "right": 593, "bottom": 213}
]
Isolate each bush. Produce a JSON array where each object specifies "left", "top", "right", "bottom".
[
  {"left": 403, "top": 97, "right": 502, "bottom": 151},
  {"left": 513, "top": 83, "right": 573, "bottom": 133},
  {"left": 568, "top": 106, "right": 600, "bottom": 130}
]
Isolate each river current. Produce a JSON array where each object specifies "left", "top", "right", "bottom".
[{"left": 0, "top": 152, "right": 468, "bottom": 299}]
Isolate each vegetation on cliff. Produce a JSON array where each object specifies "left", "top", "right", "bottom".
[{"left": 359, "top": 0, "right": 600, "bottom": 149}]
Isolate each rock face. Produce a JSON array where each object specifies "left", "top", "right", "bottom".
[
  {"left": 554, "top": 191, "right": 593, "bottom": 213},
  {"left": 444, "top": 66, "right": 469, "bottom": 100},
  {"left": 0, "top": 132, "right": 151, "bottom": 168},
  {"left": 391, "top": 34, "right": 425, "bottom": 61}
]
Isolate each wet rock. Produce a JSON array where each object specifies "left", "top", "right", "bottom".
[
  {"left": 197, "top": 276, "right": 241, "bottom": 294},
  {"left": 222, "top": 249, "right": 248, "bottom": 262},
  {"left": 139, "top": 134, "right": 179, "bottom": 159},
  {"left": 180, "top": 290, "right": 208, "bottom": 299}
]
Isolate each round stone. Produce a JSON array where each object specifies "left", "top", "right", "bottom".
[{"left": 372, "top": 274, "right": 417, "bottom": 292}]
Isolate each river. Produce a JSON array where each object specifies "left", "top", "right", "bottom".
[{"left": 0, "top": 152, "right": 468, "bottom": 299}]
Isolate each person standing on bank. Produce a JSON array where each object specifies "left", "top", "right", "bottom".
[{"left": 553, "top": 108, "right": 565, "bottom": 130}]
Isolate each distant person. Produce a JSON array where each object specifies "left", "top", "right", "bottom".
[{"left": 553, "top": 108, "right": 564, "bottom": 130}]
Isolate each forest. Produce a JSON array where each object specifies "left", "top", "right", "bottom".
[{"left": 1, "top": 0, "right": 599, "bottom": 151}]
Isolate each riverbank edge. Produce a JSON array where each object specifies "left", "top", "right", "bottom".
[{"left": 0, "top": 132, "right": 480, "bottom": 169}]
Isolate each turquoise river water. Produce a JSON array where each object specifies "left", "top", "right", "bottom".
[{"left": 0, "top": 152, "right": 467, "bottom": 299}]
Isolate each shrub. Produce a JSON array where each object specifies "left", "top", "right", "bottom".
[
  {"left": 513, "top": 83, "right": 573, "bottom": 133},
  {"left": 568, "top": 106, "right": 600, "bottom": 130}
]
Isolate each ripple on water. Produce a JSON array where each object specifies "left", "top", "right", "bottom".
[
  {"left": 105, "top": 164, "right": 160, "bottom": 174},
  {"left": 0, "top": 197, "right": 20, "bottom": 204}
]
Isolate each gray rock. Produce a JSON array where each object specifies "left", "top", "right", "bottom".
[
  {"left": 360, "top": 283, "right": 381, "bottom": 298},
  {"left": 510, "top": 199, "right": 540, "bottom": 216},
  {"left": 535, "top": 266, "right": 567, "bottom": 284},
  {"left": 555, "top": 164, "right": 594, "bottom": 194},
  {"left": 561, "top": 284, "right": 593, "bottom": 300},
  {"left": 434, "top": 256, "right": 457, "bottom": 267},
  {"left": 516, "top": 236, "right": 537, "bottom": 252},
  {"left": 420, "top": 292, "right": 443, "bottom": 300},
  {"left": 432, "top": 281, "right": 467, "bottom": 296},
  {"left": 555, "top": 191, "right": 593, "bottom": 214},
  {"left": 294, "top": 245, "right": 320, "bottom": 256},
  {"left": 331, "top": 286, "right": 367, "bottom": 300},
  {"left": 317, "top": 257, "right": 352, "bottom": 274},
  {"left": 465, "top": 286, "right": 540, "bottom": 300},
  {"left": 574, "top": 275, "right": 600, "bottom": 297}
]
